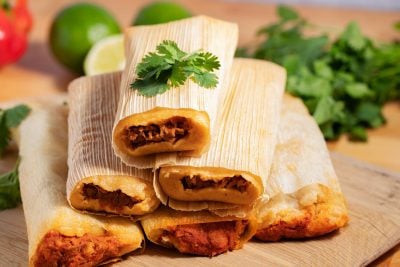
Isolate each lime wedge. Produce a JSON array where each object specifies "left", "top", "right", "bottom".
[{"left": 84, "top": 34, "right": 125, "bottom": 76}]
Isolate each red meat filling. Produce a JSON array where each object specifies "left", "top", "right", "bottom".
[
  {"left": 34, "top": 230, "right": 124, "bottom": 267},
  {"left": 160, "top": 220, "right": 249, "bottom": 256},
  {"left": 126, "top": 116, "right": 190, "bottom": 149}
]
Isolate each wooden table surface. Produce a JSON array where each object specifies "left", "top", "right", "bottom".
[{"left": 0, "top": 0, "right": 399, "bottom": 265}]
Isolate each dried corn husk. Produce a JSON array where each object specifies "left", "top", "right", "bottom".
[
  {"left": 113, "top": 16, "right": 238, "bottom": 167},
  {"left": 67, "top": 72, "right": 160, "bottom": 217},
  {"left": 140, "top": 206, "right": 257, "bottom": 256},
  {"left": 155, "top": 58, "right": 286, "bottom": 212},
  {"left": 18, "top": 100, "right": 144, "bottom": 266},
  {"left": 254, "top": 94, "right": 349, "bottom": 241}
]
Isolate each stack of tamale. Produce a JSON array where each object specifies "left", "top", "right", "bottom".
[{"left": 17, "top": 16, "right": 348, "bottom": 266}]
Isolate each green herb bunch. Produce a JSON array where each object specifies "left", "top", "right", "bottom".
[
  {"left": 131, "top": 40, "right": 221, "bottom": 97},
  {"left": 0, "top": 104, "right": 30, "bottom": 210},
  {"left": 238, "top": 5, "right": 400, "bottom": 141}
]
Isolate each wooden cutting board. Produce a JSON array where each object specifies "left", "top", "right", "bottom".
[
  {"left": 0, "top": 1, "right": 399, "bottom": 264},
  {"left": 0, "top": 153, "right": 399, "bottom": 266}
]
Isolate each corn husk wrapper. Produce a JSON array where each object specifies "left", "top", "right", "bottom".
[
  {"left": 155, "top": 58, "right": 286, "bottom": 214},
  {"left": 140, "top": 206, "right": 257, "bottom": 256},
  {"left": 254, "top": 94, "right": 349, "bottom": 241},
  {"left": 18, "top": 99, "right": 144, "bottom": 266},
  {"left": 67, "top": 72, "right": 160, "bottom": 217},
  {"left": 113, "top": 16, "right": 238, "bottom": 168}
]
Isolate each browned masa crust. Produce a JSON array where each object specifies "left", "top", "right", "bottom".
[{"left": 255, "top": 185, "right": 349, "bottom": 241}]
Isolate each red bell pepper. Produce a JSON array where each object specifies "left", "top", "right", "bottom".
[{"left": 0, "top": 0, "right": 32, "bottom": 66}]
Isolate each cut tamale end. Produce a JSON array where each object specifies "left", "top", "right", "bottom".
[
  {"left": 17, "top": 100, "right": 145, "bottom": 267},
  {"left": 254, "top": 184, "right": 349, "bottom": 241},
  {"left": 113, "top": 107, "right": 210, "bottom": 157},
  {"left": 69, "top": 175, "right": 160, "bottom": 217},
  {"left": 140, "top": 207, "right": 257, "bottom": 257},
  {"left": 254, "top": 94, "right": 349, "bottom": 241},
  {"left": 31, "top": 209, "right": 145, "bottom": 266},
  {"left": 158, "top": 166, "right": 263, "bottom": 205},
  {"left": 154, "top": 174, "right": 251, "bottom": 215}
]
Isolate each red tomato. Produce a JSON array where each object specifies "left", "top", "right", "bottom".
[{"left": 0, "top": 0, "right": 32, "bottom": 66}]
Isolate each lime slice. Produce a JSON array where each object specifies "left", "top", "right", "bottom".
[{"left": 84, "top": 34, "right": 125, "bottom": 76}]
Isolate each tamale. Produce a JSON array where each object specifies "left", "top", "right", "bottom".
[
  {"left": 254, "top": 94, "right": 349, "bottom": 241},
  {"left": 18, "top": 100, "right": 144, "bottom": 266},
  {"left": 140, "top": 206, "right": 257, "bottom": 257},
  {"left": 113, "top": 16, "right": 238, "bottom": 167},
  {"left": 67, "top": 72, "right": 160, "bottom": 217},
  {"left": 155, "top": 58, "right": 286, "bottom": 211}
]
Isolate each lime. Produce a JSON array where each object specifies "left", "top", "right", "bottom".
[
  {"left": 49, "top": 3, "right": 121, "bottom": 74},
  {"left": 84, "top": 34, "right": 125, "bottom": 76},
  {"left": 133, "top": 1, "right": 191, "bottom": 26}
]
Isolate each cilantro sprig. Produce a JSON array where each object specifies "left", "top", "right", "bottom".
[
  {"left": 0, "top": 160, "right": 21, "bottom": 210},
  {"left": 238, "top": 5, "right": 400, "bottom": 141},
  {"left": 131, "top": 40, "right": 221, "bottom": 97},
  {"left": 0, "top": 104, "right": 30, "bottom": 211},
  {"left": 0, "top": 104, "right": 30, "bottom": 155}
]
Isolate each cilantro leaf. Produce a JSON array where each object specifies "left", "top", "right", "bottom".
[
  {"left": 313, "top": 96, "right": 340, "bottom": 125},
  {"left": 338, "top": 22, "right": 367, "bottom": 51},
  {"left": 345, "top": 83, "right": 373, "bottom": 99},
  {"left": 355, "top": 102, "right": 384, "bottom": 128},
  {"left": 0, "top": 113, "right": 9, "bottom": 155},
  {"left": 131, "top": 79, "right": 170, "bottom": 97},
  {"left": 0, "top": 160, "right": 21, "bottom": 210},
  {"left": 278, "top": 5, "right": 299, "bottom": 21},
  {"left": 313, "top": 60, "right": 333, "bottom": 80},
  {"left": 194, "top": 52, "right": 221, "bottom": 72},
  {"left": 192, "top": 72, "right": 219, "bottom": 88},
  {"left": 131, "top": 40, "right": 220, "bottom": 96},
  {"left": 136, "top": 52, "right": 171, "bottom": 79},
  {"left": 349, "top": 126, "right": 367, "bottom": 141},
  {"left": 0, "top": 105, "right": 31, "bottom": 155},
  {"left": 5, "top": 104, "right": 31, "bottom": 128},
  {"left": 170, "top": 62, "right": 188, "bottom": 87},
  {"left": 156, "top": 40, "right": 186, "bottom": 60}
]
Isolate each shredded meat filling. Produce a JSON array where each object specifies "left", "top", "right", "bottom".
[
  {"left": 126, "top": 116, "right": 190, "bottom": 149},
  {"left": 161, "top": 220, "right": 249, "bottom": 257},
  {"left": 82, "top": 183, "right": 141, "bottom": 210},
  {"left": 34, "top": 230, "right": 123, "bottom": 267},
  {"left": 181, "top": 175, "right": 249, "bottom": 193}
]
